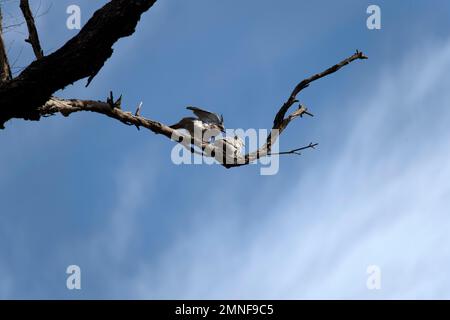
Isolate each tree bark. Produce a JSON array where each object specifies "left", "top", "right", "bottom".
[
  {"left": 19, "top": 0, "right": 44, "bottom": 59},
  {"left": 0, "top": 0, "right": 157, "bottom": 128},
  {"left": 0, "top": 7, "right": 12, "bottom": 82}
]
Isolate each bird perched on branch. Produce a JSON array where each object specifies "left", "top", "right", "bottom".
[{"left": 170, "top": 106, "right": 225, "bottom": 142}]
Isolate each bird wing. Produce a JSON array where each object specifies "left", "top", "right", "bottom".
[{"left": 186, "top": 106, "right": 223, "bottom": 125}]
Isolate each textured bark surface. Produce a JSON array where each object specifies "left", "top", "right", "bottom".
[
  {"left": 0, "top": 0, "right": 367, "bottom": 168},
  {"left": 38, "top": 50, "right": 367, "bottom": 169},
  {"left": 0, "top": 7, "right": 11, "bottom": 82},
  {"left": 0, "top": 0, "right": 157, "bottom": 128},
  {"left": 19, "top": 0, "right": 44, "bottom": 59}
]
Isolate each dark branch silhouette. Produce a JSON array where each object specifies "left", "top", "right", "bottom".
[
  {"left": 0, "top": 6, "right": 12, "bottom": 82},
  {"left": 0, "top": 0, "right": 158, "bottom": 128},
  {"left": 19, "top": 0, "right": 44, "bottom": 59},
  {"left": 0, "top": 0, "right": 367, "bottom": 169}
]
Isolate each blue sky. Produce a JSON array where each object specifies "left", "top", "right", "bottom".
[{"left": 1, "top": 0, "right": 450, "bottom": 299}]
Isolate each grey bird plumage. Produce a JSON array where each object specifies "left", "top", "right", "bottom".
[
  {"left": 170, "top": 106, "right": 225, "bottom": 142},
  {"left": 186, "top": 106, "right": 224, "bottom": 128}
]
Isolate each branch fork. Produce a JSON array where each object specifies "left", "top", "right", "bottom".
[{"left": 0, "top": 0, "right": 367, "bottom": 169}]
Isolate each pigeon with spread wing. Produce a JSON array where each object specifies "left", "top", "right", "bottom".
[{"left": 170, "top": 106, "right": 225, "bottom": 142}]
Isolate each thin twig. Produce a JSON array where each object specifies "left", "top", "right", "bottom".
[
  {"left": 19, "top": 0, "right": 44, "bottom": 59},
  {"left": 0, "top": 6, "right": 12, "bottom": 81},
  {"left": 269, "top": 143, "right": 318, "bottom": 156},
  {"left": 135, "top": 101, "right": 143, "bottom": 116},
  {"left": 134, "top": 101, "right": 143, "bottom": 130}
]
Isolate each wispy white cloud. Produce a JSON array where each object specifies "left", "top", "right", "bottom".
[
  {"left": 0, "top": 262, "right": 12, "bottom": 298},
  {"left": 87, "top": 142, "right": 160, "bottom": 261},
  {"left": 129, "top": 38, "right": 450, "bottom": 299}
]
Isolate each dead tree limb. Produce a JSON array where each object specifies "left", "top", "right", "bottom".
[
  {"left": 0, "top": 0, "right": 367, "bottom": 169},
  {"left": 0, "top": 6, "right": 12, "bottom": 82},
  {"left": 229, "top": 50, "right": 368, "bottom": 168},
  {"left": 273, "top": 50, "right": 368, "bottom": 127},
  {"left": 19, "top": 0, "right": 44, "bottom": 59},
  {"left": 37, "top": 51, "right": 367, "bottom": 169}
]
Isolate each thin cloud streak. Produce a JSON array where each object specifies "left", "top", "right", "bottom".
[{"left": 129, "top": 39, "right": 450, "bottom": 299}]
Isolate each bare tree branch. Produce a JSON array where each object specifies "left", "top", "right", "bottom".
[
  {"left": 269, "top": 142, "right": 319, "bottom": 156},
  {"left": 3, "top": 2, "right": 52, "bottom": 33},
  {"left": 0, "top": 6, "right": 12, "bottom": 82},
  {"left": 40, "top": 96, "right": 169, "bottom": 135},
  {"left": 0, "top": 0, "right": 158, "bottom": 129},
  {"left": 37, "top": 51, "right": 367, "bottom": 169},
  {"left": 227, "top": 51, "right": 368, "bottom": 168},
  {"left": 19, "top": 0, "right": 43, "bottom": 59},
  {"left": 0, "top": 0, "right": 367, "bottom": 170},
  {"left": 39, "top": 96, "right": 214, "bottom": 158},
  {"left": 273, "top": 50, "right": 368, "bottom": 127}
]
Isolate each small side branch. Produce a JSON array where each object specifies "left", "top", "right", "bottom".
[
  {"left": 37, "top": 51, "right": 367, "bottom": 170},
  {"left": 269, "top": 143, "right": 318, "bottom": 156},
  {"left": 39, "top": 96, "right": 222, "bottom": 163},
  {"left": 0, "top": 0, "right": 158, "bottom": 129},
  {"left": 20, "top": 0, "right": 44, "bottom": 59},
  {"left": 273, "top": 50, "right": 367, "bottom": 127},
  {"left": 233, "top": 51, "right": 367, "bottom": 167},
  {"left": 39, "top": 96, "right": 196, "bottom": 143},
  {"left": 0, "top": 7, "right": 12, "bottom": 82}
]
